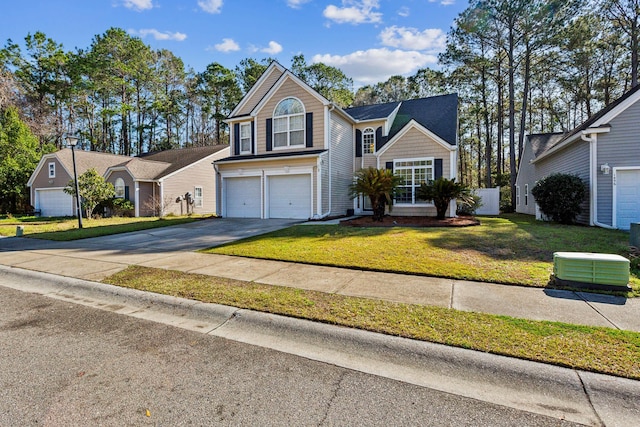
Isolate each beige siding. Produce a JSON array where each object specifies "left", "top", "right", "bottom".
[
  {"left": 329, "top": 112, "right": 354, "bottom": 216},
  {"left": 354, "top": 121, "right": 386, "bottom": 172},
  {"left": 236, "top": 67, "right": 284, "bottom": 116},
  {"left": 218, "top": 156, "right": 319, "bottom": 214},
  {"left": 379, "top": 127, "right": 452, "bottom": 178},
  {"left": 162, "top": 152, "right": 225, "bottom": 216},
  {"left": 255, "top": 77, "right": 325, "bottom": 154},
  {"left": 30, "top": 156, "right": 72, "bottom": 205}
]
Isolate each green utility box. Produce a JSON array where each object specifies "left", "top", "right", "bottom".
[{"left": 553, "top": 252, "right": 630, "bottom": 291}]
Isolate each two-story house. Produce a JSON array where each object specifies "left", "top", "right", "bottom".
[{"left": 215, "top": 62, "right": 458, "bottom": 220}]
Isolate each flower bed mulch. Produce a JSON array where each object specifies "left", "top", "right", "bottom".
[{"left": 340, "top": 215, "right": 480, "bottom": 228}]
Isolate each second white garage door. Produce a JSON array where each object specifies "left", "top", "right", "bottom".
[
  {"left": 616, "top": 169, "right": 640, "bottom": 230},
  {"left": 268, "top": 174, "right": 311, "bottom": 219},
  {"left": 225, "top": 176, "right": 261, "bottom": 218}
]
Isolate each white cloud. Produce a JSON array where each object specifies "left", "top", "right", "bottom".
[
  {"left": 130, "top": 29, "right": 187, "bottom": 41},
  {"left": 397, "top": 6, "right": 410, "bottom": 17},
  {"left": 312, "top": 48, "right": 437, "bottom": 85},
  {"left": 214, "top": 38, "right": 240, "bottom": 52},
  {"left": 323, "top": 0, "right": 382, "bottom": 25},
  {"left": 287, "top": 0, "right": 310, "bottom": 8},
  {"left": 198, "top": 0, "right": 223, "bottom": 14},
  {"left": 429, "top": 0, "right": 455, "bottom": 4},
  {"left": 123, "top": 0, "right": 153, "bottom": 11},
  {"left": 261, "top": 41, "right": 283, "bottom": 55},
  {"left": 379, "top": 26, "right": 446, "bottom": 51}
]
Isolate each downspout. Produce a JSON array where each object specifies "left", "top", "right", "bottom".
[
  {"left": 581, "top": 131, "right": 615, "bottom": 229},
  {"left": 213, "top": 162, "right": 220, "bottom": 217},
  {"left": 158, "top": 180, "right": 164, "bottom": 217}
]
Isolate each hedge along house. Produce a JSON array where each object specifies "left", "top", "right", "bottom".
[
  {"left": 515, "top": 85, "right": 640, "bottom": 230},
  {"left": 215, "top": 61, "right": 459, "bottom": 220},
  {"left": 28, "top": 145, "right": 229, "bottom": 217}
]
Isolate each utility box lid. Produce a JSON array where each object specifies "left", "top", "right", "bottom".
[{"left": 553, "top": 252, "right": 629, "bottom": 287}]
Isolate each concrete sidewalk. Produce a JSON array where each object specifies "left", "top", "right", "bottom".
[{"left": 1, "top": 230, "right": 639, "bottom": 332}]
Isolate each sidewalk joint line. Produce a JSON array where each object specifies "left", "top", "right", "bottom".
[{"left": 575, "top": 292, "right": 622, "bottom": 330}]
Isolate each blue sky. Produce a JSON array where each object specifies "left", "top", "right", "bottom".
[{"left": 2, "top": 0, "right": 467, "bottom": 86}]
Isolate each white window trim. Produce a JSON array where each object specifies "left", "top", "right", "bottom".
[
  {"left": 363, "top": 127, "right": 375, "bottom": 155},
  {"left": 48, "top": 162, "right": 56, "bottom": 178},
  {"left": 114, "top": 178, "right": 125, "bottom": 199},
  {"left": 524, "top": 184, "right": 529, "bottom": 206},
  {"left": 393, "top": 157, "right": 434, "bottom": 206},
  {"left": 194, "top": 186, "right": 203, "bottom": 208},
  {"left": 516, "top": 185, "right": 521, "bottom": 206},
  {"left": 273, "top": 97, "right": 305, "bottom": 150},
  {"left": 240, "top": 123, "right": 252, "bottom": 155}
]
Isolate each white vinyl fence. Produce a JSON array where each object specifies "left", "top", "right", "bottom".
[{"left": 473, "top": 187, "right": 500, "bottom": 215}]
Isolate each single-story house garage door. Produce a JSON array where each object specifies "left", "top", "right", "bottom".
[
  {"left": 615, "top": 169, "right": 640, "bottom": 230},
  {"left": 268, "top": 174, "right": 311, "bottom": 219},
  {"left": 225, "top": 176, "right": 261, "bottom": 218},
  {"left": 36, "top": 188, "right": 73, "bottom": 217}
]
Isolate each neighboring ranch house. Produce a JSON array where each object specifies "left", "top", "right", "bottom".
[
  {"left": 215, "top": 61, "right": 458, "bottom": 220},
  {"left": 28, "top": 145, "right": 229, "bottom": 217},
  {"left": 516, "top": 85, "right": 640, "bottom": 230}
]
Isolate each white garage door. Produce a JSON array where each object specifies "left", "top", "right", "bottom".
[
  {"left": 225, "top": 177, "right": 261, "bottom": 218},
  {"left": 616, "top": 169, "right": 640, "bottom": 230},
  {"left": 268, "top": 174, "right": 311, "bottom": 219},
  {"left": 36, "top": 189, "right": 73, "bottom": 217}
]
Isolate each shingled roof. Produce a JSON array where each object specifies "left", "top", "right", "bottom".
[
  {"left": 344, "top": 93, "right": 458, "bottom": 146},
  {"left": 527, "top": 133, "right": 565, "bottom": 158},
  {"left": 138, "top": 145, "right": 229, "bottom": 178},
  {"left": 54, "top": 149, "right": 129, "bottom": 176}
]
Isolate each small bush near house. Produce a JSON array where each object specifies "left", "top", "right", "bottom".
[
  {"left": 417, "top": 177, "right": 473, "bottom": 219},
  {"left": 457, "top": 193, "right": 482, "bottom": 216},
  {"left": 531, "top": 173, "right": 586, "bottom": 224}
]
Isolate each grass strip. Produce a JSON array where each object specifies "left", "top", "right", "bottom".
[
  {"left": 104, "top": 265, "right": 640, "bottom": 380},
  {"left": 0, "top": 216, "right": 205, "bottom": 241},
  {"left": 204, "top": 215, "right": 640, "bottom": 294}
]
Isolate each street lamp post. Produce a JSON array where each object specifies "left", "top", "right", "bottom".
[{"left": 66, "top": 135, "right": 83, "bottom": 229}]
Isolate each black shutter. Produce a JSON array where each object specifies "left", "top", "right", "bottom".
[
  {"left": 124, "top": 186, "right": 130, "bottom": 201},
  {"left": 233, "top": 123, "right": 240, "bottom": 155},
  {"left": 355, "top": 129, "right": 362, "bottom": 157},
  {"left": 306, "top": 112, "right": 313, "bottom": 147},
  {"left": 375, "top": 127, "right": 383, "bottom": 151},
  {"left": 251, "top": 121, "right": 255, "bottom": 154},
  {"left": 266, "top": 118, "right": 273, "bottom": 151},
  {"left": 434, "top": 158, "right": 443, "bottom": 179},
  {"left": 385, "top": 162, "right": 393, "bottom": 171}
]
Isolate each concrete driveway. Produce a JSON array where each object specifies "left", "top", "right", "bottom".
[{"left": 0, "top": 218, "right": 298, "bottom": 253}]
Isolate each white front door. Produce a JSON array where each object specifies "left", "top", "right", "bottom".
[
  {"left": 225, "top": 177, "right": 261, "bottom": 218},
  {"left": 616, "top": 169, "right": 640, "bottom": 230},
  {"left": 268, "top": 174, "right": 312, "bottom": 219},
  {"left": 36, "top": 189, "right": 74, "bottom": 217}
]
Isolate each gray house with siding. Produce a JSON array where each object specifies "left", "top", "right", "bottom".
[
  {"left": 216, "top": 61, "right": 459, "bottom": 220},
  {"left": 28, "top": 145, "right": 229, "bottom": 217},
  {"left": 516, "top": 85, "right": 640, "bottom": 229}
]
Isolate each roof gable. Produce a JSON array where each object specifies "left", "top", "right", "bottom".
[
  {"left": 376, "top": 119, "right": 456, "bottom": 158},
  {"left": 229, "top": 62, "right": 286, "bottom": 118}
]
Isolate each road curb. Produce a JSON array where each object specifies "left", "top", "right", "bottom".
[{"left": 1, "top": 265, "right": 639, "bottom": 426}]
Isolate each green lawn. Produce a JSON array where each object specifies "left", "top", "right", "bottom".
[
  {"left": 105, "top": 265, "right": 640, "bottom": 380},
  {"left": 206, "top": 214, "right": 640, "bottom": 293},
  {"left": 0, "top": 214, "right": 206, "bottom": 241}
]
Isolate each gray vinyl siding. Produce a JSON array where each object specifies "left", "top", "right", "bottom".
[
  {"left": 329, "top": 111, "right": 354, "bottom": 216},
  {"left": 515, "top": 140, "right": 537, "bottom": 215},
  {"left": 595, "top": 99, "right": 640, "bottom": 226},
  {"left": 535, "top": 139, "right": 591, "bottom": 224}
]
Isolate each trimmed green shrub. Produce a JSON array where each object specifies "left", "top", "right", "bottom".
[
  {"left": 457, "top": 193, "right": 482, "bottom": 216},
  {"left": 531, "top": 173, "right": 586, "bottom": 224}
]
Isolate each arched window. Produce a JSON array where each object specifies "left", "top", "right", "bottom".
[
  {"left": 114, "top": 178, "right": 125, "bottom": 198},
  {"left": 273, "top": 97, "right": 305, "bottom": 148},
  {"left": 363, "top": 127, "right": 375, "bottom": 154}
]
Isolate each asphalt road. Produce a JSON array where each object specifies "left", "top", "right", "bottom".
[{"left": 0, "top": 285, "right": 578, "bottom": 426}]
